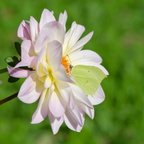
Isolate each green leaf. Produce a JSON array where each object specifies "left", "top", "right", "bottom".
[
  {"left": 8, "top": 76, "right": 19, "bottom": 83},
  {"left": 71, "top": 65, "right": 107, "bottom": 95},
  {"left": 5, "top": 56, "right": 20, "bottom": 67},
  {"left": 14, "top": 42, "right": 21, "bottom": 56}
]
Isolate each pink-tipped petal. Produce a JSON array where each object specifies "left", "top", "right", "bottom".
[
  {"left": 49, "top": 90, "right": 65, "bottom": 118},
  {"left": 17, "top": 20, "right": 30, "bottom": 40},
  {"left": 88, "top": 86, "right": 105, "bottom": 105},
  {"left": 39, "top": 9, "right": 55, "bottom": 30},
  {"left": 18, "top": 73, "right": 43, "bottom": 103},
  {"left": 7, "top": 67, "right": 32, "bottom": 78}
]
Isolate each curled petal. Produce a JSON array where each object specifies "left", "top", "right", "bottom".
[
  {"left": 44, "top": 76, "right": 51, "bottom": 88},
  {"left": 7, "top": 67, "right": 32, "bottom": 78},
  {"left": 17, "top": 20, "right": 30, "bottom": 40},
  {"left": 88, "top": 86, "right": 105, "bottom": 105},
  {"left": 18, "top": 73, "right": 43, "bottom": 103},
  {"left": 36, "top": 41, "right": 63, "bottom": 75}
]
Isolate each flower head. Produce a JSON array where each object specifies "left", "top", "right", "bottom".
[{"left": 8, "top": 9, "right": 108, "bottom": 134}]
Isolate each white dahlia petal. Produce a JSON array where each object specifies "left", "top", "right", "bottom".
[
  {"left": 78, "top": 101, "right": 94, "bottom": 119},
  {"left": 58, "top": 11, "right": 67, "bottom": 31},
  {"left": 31, "top": 85, "right": 54, "bottom": 124},
  {"left": 35, "top": 22, "right": 65, "bottom": 53},
  {"left": 17, "top": 20, "right": 30, "bottom": 40},
  {"left": 49, "top": 90, "right": 66, "bottom": 118},
  {"left": 44, "top": 76, "right": 51, "bottom": 88},
  {"left": 56, "top": 80, "right": 76, "bottom": 109},
  {"left": 46, "top": 41, "right": 62, "bottom": 71},
  {"left": 68, "top": 31, "right": 94, "bottom": 54},
  {"left": 15, "top": 56, "right": 37, "bottom": 68},
  {"left": 53, "top": 65, "right": 73, "bottom": 83},
  {"left": 39, "top": 9, "right": 55, "bottom": 30},
  {"left": 63, "top": 22, "right": 85, "bottom": 53},
  {"left": 64, "top": 107, "right": 83, "bottom": 132},
  {"left": 21, "top": 40, "right": 31, "bottom": 60},
  {"left": 18, "top": 73, "right": 43, "bottom": 103},
  {"left": 88, "top": 86, "right": 105, "bottom": 105},
  {"left": 31, "top": 89, "right": 48, "bottom": 124},
  {"left": 7, "top": 67, "right": 32, "bottom": 78},
  {"left": 69, "top": 84, "right": 93, "bottom": 108},
  {"left": 48, "top": 112, "right": 64, "bottom": 135},
  {"left": 69, "top": 49, "right": 102, "bottom": 66},
  {"left": 30, "top": 16, "right": 38, "bottom": 42}
]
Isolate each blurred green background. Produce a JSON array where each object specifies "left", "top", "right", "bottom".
[{"left": 0, "top": 0, "right": 144, "bottom": 143}]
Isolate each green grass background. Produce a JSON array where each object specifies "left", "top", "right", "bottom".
[{"left": 0, "top": 0, "right": 144, "bottom": 143}]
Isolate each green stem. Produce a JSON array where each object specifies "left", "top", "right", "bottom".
[
  {"left": 0, "top": 68, "right": 8, "bottom": 74},
  {"left": 0, "top": 92, "right": 18, "bottom": 105}
]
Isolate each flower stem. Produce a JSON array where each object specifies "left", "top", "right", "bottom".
[
  {"left": 0, "top": 92, "right": 18, "bottom": 105},
  {"left": 0, "top": 68, "right": 7, "bottom": 74}
]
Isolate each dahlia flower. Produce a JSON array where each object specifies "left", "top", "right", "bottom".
[{"left": 8, "top": 9, "right": 108, "bottom": 134}]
